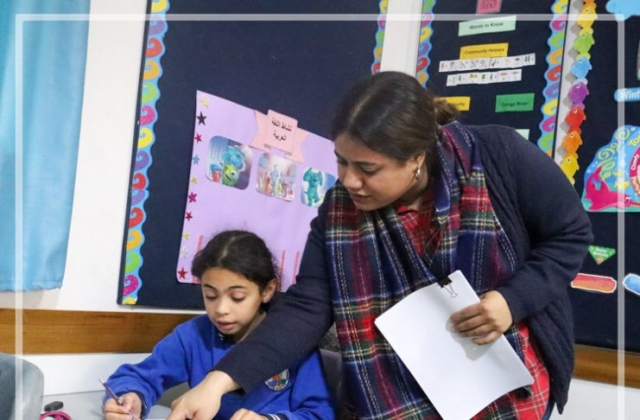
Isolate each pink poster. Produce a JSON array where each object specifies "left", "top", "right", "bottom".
[{"left": 176, "top": 91, "right": 337, "bottom": 289}]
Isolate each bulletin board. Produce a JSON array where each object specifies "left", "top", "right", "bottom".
[
  {"left": 558, "top": 2, "right": 640, "bottom": 353},
  {"left": 423, "top": 0, "right": 569, "bottom": 155},
  {"left": 419, "top": 0, "right": 640, "bottom": 353},
  {"left": 118, "top": 0, "right": 380, "bottom": 308},
  {"left": 119, "top": 0, "right": 640, "bottom": 357}
]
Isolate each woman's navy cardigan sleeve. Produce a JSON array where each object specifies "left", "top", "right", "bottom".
[{"left": 214, "top": 199, "right": 333, "bottom": 392}]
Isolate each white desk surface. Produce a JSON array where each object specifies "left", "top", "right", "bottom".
[{"left": 43, "top": 392, "right": 171, "bottom": 419}]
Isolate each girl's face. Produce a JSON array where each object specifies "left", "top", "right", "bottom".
[
  {"left": 201, "top": 267, "right": 276, "bottom": 342},
  {"left": 334, "top": 133, "right": 425, "bottom": 211}
]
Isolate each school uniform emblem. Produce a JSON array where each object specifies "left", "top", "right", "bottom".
[{"left": 265, "top": 369, "right": 289, "bottom": 391}]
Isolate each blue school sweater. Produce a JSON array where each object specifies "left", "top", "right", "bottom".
[{"left": 105, "top": 314, "right": 334, "bottom": 420}]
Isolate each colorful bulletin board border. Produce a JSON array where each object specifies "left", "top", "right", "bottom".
[
  {"left": 371, "top": 0, "right": 436, "bottom": 83},
  {"left": 121, "top": 0, "right": 169, "bottom": 305},
  {"left": 536, "top": 0, "right": 570, "bottom": 156},
  {"left": 118, "top": 1, "right": 380, "bottom": 307},
  {"left": 557, "top": 0, "right": 597, "bottom": 184},
  {"left": 416, "top": 0, "right": 437, "bottom": 86},
  {"left": 371, "top": 0, "right": 387, "bottom": 74}
]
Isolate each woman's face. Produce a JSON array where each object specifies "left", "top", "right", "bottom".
[{"left": 334, "top": 134, "right": 424, "bottom": 211}]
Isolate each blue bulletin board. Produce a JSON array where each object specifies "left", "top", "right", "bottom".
[
  {"left": 118, "top": 0, "right": 640, "bottom": 356},
  {"left": 118, "top": 0, "right": 381, "bottom": 309},
  {"left": 417, "top": 0, "right": 640, "bottom": 352},
  {"left": 560, "top": 3, "right": 640, "bottom": 353},
  {"left": 422, "top": 0, "right": 568, "bottom": 155}
]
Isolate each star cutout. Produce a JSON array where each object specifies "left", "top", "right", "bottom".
[
  {"left": 614, "top": 179, "right": 629, "bottom": 190},
  {"left": 185, "top": 212, "right": 193, "bottom": 221},
  {"left": 190, "top": 176, "right": 198, "bottom": 184},
  {"left": 188, "top": 192, "right": 197, "bottom": 203},
  {"left": 197, "top": 112, "right": 206, "bottom": 125},
  {"left": 183, "top": 232, "right": 191, "bottom": 240},
  {"left": 180, "top": 246, "right": 189, "bottom": 259},
  {"left": 192, "top": 155, "right": 200, "bottom": 165},
  {"left": 199, "top": 96, "right": 209, "bottom": 107},
  {"left": 177, "top": 267, "right": 188, "bottom": 279},
  {"left": 195, "top": 133, "right": 202, "bottom": 142}
]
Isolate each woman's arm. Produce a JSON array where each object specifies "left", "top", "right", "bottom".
[
  {"left": 491, "top": 127, "right": 593, "bottom": 322},
  {"left": 214, "top": 205, "right": 334, "bottom": 391},
  {"left": 450, "top": 126, "right": 592, "bottom": 343},
  {"left": 168, "top": 370, "right": 238, "bottom": 420}
]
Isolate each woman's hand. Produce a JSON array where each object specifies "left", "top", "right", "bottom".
[
  {"left": 102, "top": 392, "right": 142, "bottom": 420},
  {"left": 449, "top": 290, "right": 513, "bottom": 345},
  {"left": 167, "top": 370, "right": 239, "bottom": 420}
]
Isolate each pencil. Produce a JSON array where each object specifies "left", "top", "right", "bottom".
[{"left": 99, "top": 378, "right": 137, "bottom": 420}]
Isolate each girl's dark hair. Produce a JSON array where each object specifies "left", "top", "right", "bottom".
[
  {"left": 331, "top": 71, "right": 458, "bottom": 174},
  {"left": 191, "top": 230, "right": 280, "bottom": 291}
]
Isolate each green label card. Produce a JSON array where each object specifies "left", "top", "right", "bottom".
[
  {"left": 495, "top": 93, "right": 535, "bottom": 113},
  {"left": 459, "top": 15, "right": 516, "bottom": 37},
  {"left": 588, "top": 245, "right": 616, "bottom": 265}
]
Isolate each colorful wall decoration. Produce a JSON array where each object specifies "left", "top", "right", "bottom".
[
  {"left": 119, "top": 0, "right": 379, "bottom": 308},
  {"left": 581, "top": 125, "right": 640, "bottom": 211},
  {"left": 408, "top": 0, "right": 640, "bottom": 352},
  {"left": 557, "top": 0, "right": 597, "bottom": 184},
  {"left": 119, "top": 0, "right": 640, "bottom": 353},
  {"left": 561, "top": 0, "right": 640, "bottom": 352},
  {"left": 423, "top": 0, "right": 568, "bottom": 151},
  {"left": 176, "top": 92, "right": 336, "bottom": 288}
]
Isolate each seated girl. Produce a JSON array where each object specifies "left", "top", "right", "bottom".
[{"left": 102, "top": 230, "right": 335, "bottom": 420}]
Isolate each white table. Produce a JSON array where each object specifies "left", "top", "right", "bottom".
[{"left": 42, "top": 391, "right": 172, "bottom": 419}]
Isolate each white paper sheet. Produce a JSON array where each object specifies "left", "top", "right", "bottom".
[{"left": 375, "top": 270, "right": 533, "bottom": 420}]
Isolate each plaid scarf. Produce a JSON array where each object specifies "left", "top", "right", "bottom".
[{"left": 325, "top": 122, "right": 524, "bottom": 419}]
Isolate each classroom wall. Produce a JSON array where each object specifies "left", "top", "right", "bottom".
[
  {"left": 0, "top": 0, "right": 161, "bottom": 314},
  {"left": 1, "top": 0, "right": 639, "bottom": 417},
  {"left": 0, "top": 0, "right": 163, "bottom": 396}
]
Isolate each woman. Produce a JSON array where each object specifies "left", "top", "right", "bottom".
[{"left": 168, "top": 72, "right": 592, "bottom": 420}]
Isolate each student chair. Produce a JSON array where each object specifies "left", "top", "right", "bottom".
[
  {"left": 0, "top": 353, "right": 45, "bottom": 420},
  {"left": 319, "top": 348, "right": 345, "bottom": 418}
]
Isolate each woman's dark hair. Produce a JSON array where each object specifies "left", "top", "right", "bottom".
[
  {"left": 331, "top": 71, "right": 458, "bottom": 174},
  {"left": 191, "top": 230, "right": 280, "bottom": 291}
]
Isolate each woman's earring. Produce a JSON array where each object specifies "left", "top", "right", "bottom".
[{"left": 414, "top": 167, "right": 421, "bottom": 180}]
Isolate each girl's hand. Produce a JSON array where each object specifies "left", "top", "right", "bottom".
[
  {"left": 230, "top": 408, "right": 269, "bottom": 419},
  {"left": 449, "top": 291, "right": 513, "bottom": 345},
  {"left": 102, "top": 392, "right": 142, "bottom": 420},
  {"left": 167, "top": 370, "right": 239, "bottom": 420}
]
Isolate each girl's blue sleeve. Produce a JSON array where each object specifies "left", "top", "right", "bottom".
[
  {"left": 104, "top": 327, "right": 191, "bottom": 415},
  {"left": 263, "top": 349, "right": 336, "bottom": 420}
]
